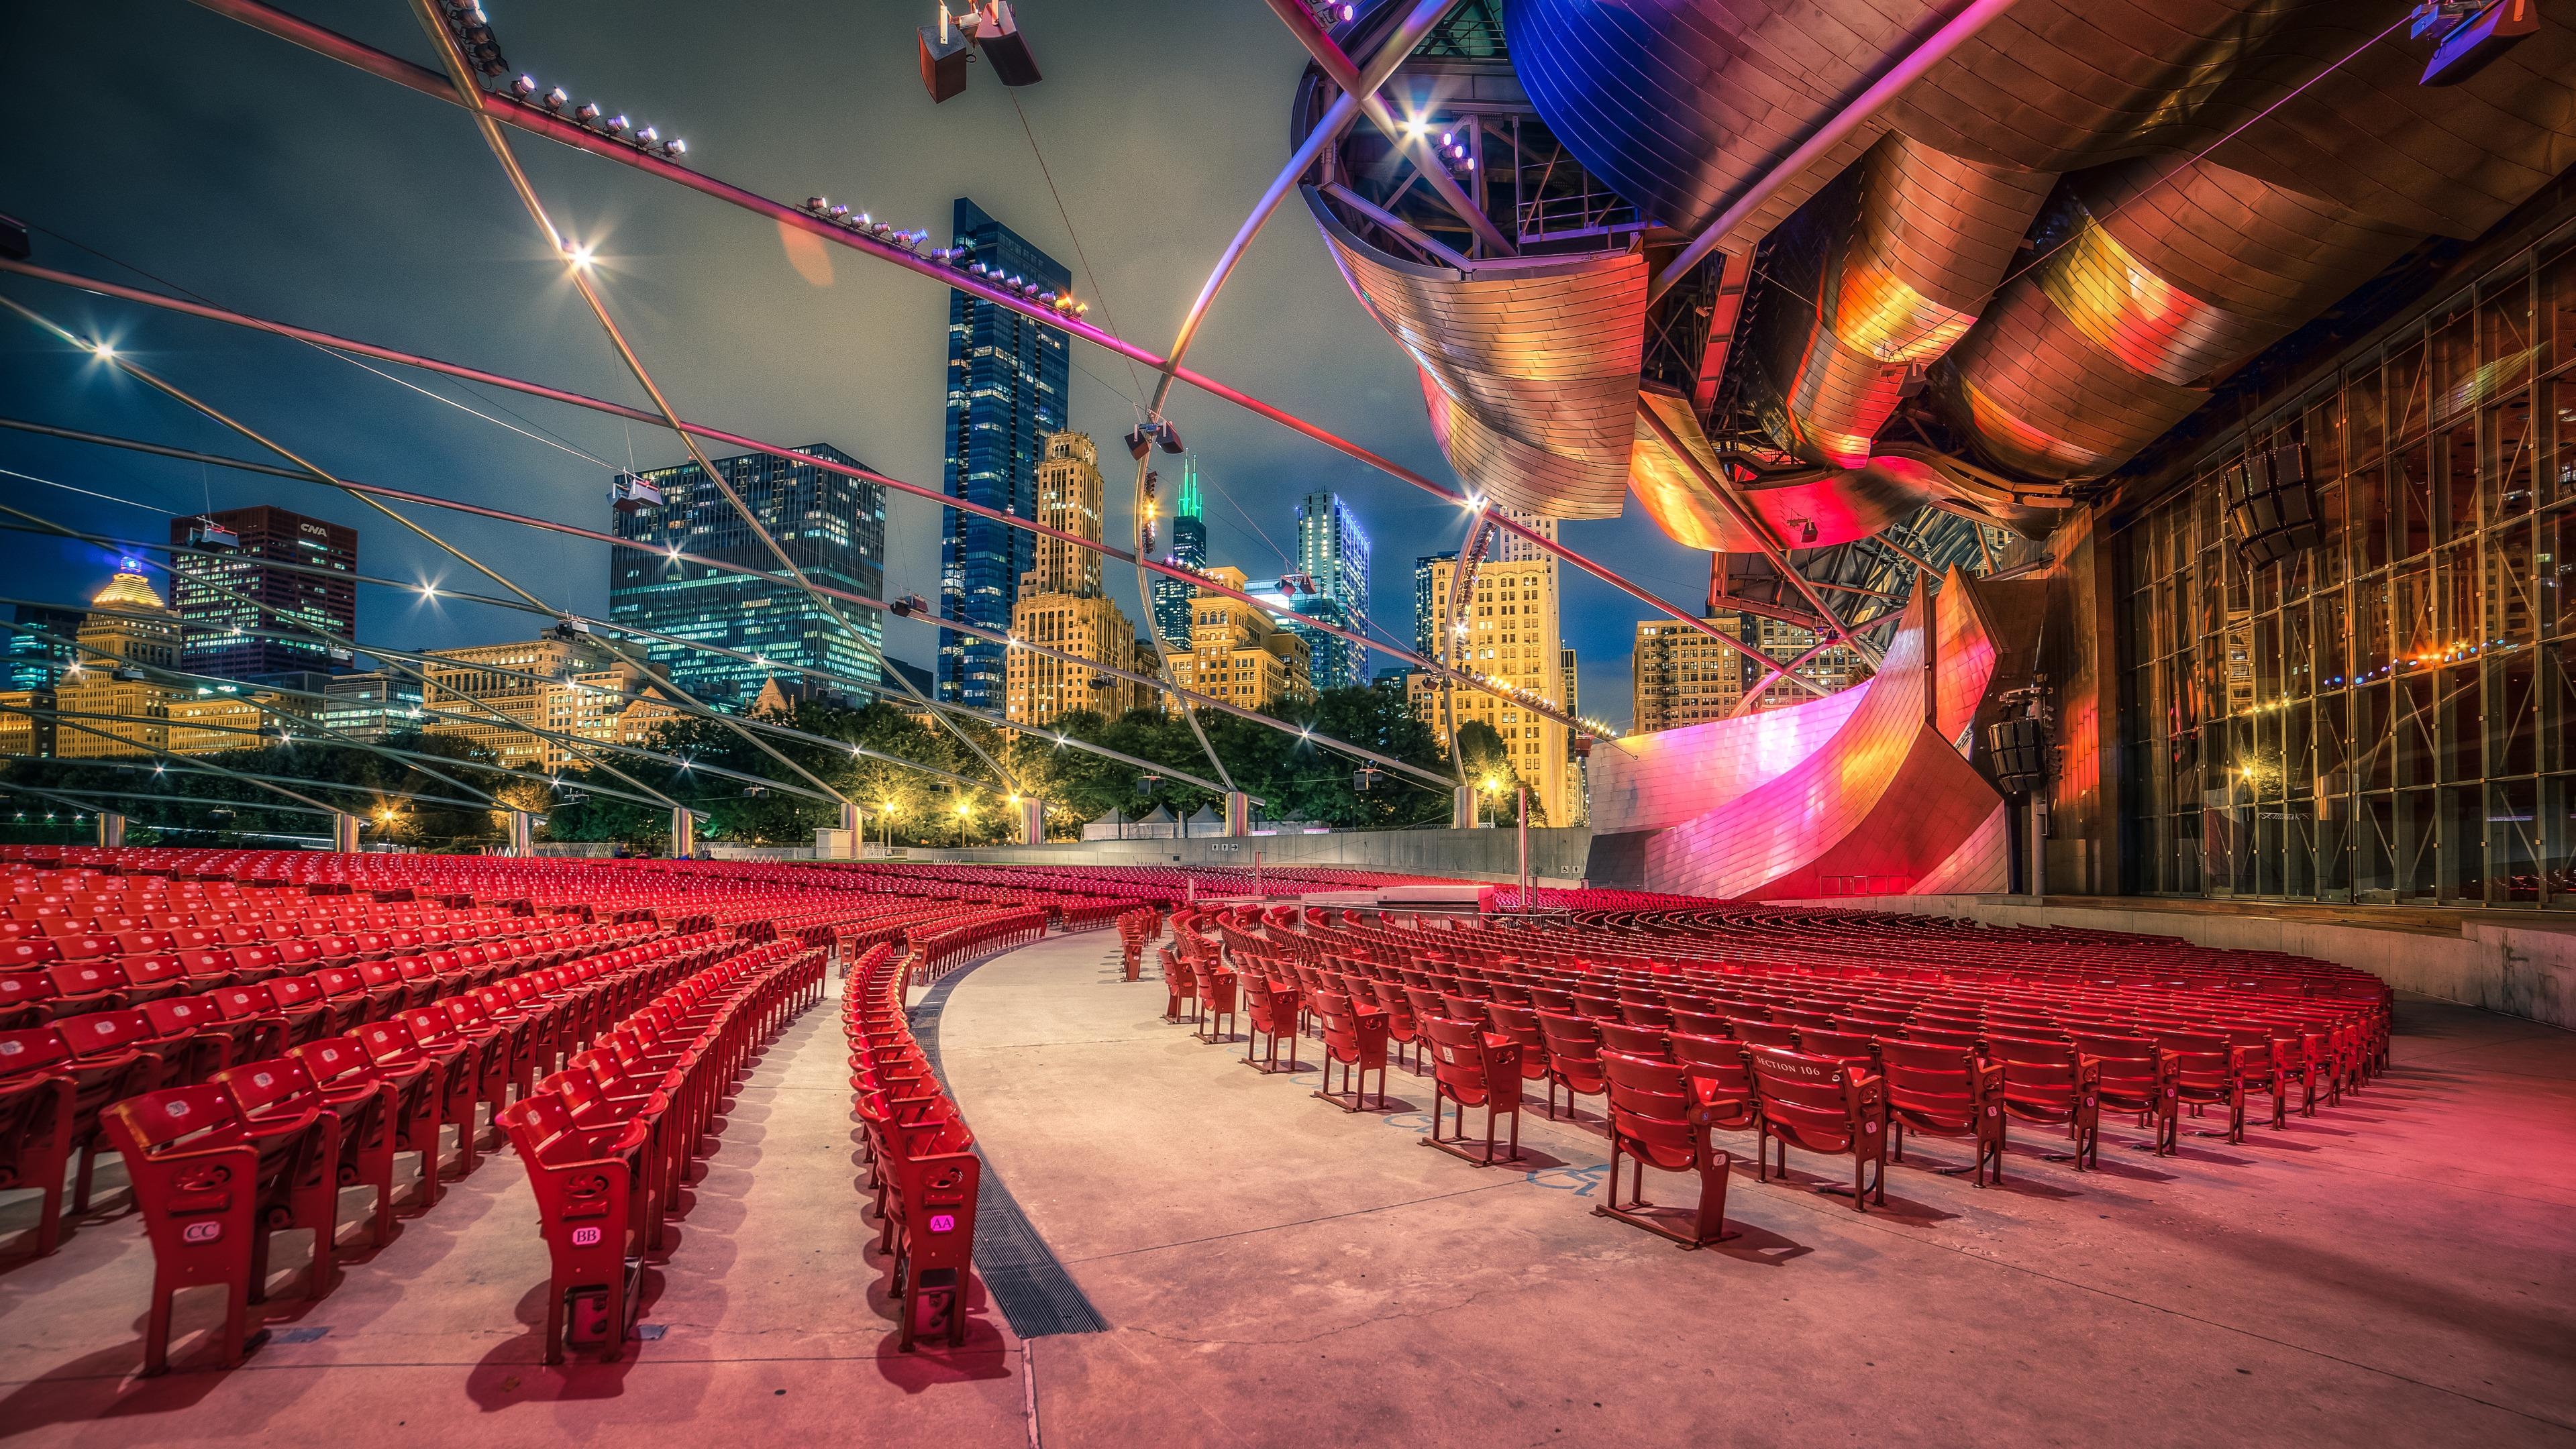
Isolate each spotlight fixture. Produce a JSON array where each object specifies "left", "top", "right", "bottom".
[{"left": 543, "top": 87, "right": 567, "bottom": 109}]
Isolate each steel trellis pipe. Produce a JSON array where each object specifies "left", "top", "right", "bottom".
[
  {"left": 0, "top": 263, "right": 1608, "bottom": 745},
  {"left": 168, "top": 0, "right": 1728, "bottom": 692},
  {"left": 402, "top": 0, "right": 916, "bottom": 806}
]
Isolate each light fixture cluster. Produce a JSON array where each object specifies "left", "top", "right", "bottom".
[
  {"left": 516, "top": 73, "right": 688, "bottom": 158},
  {"left": 962, "top": 256, "right": 1088, "bottom": 316},
  {"left": 800, "top": 196, "right": 935, "bottom": 252},
  {"left": 1437, "top": 128, "right": 1476, "bottom": 174},
  {"left": 794, "top": 198, "right": 1086, "bottom": 317},
  {"left": 435, "top": 0, "right": 509, "bottom": 76}
]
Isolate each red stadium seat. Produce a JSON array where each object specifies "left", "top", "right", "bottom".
[{"left": 1594, "top": 1049, "right": 1735, "bottom": 1247}]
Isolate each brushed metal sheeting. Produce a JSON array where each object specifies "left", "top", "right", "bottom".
[
  {"left": 2205, "top": 13, "right": 2576, "bottom": 237},
  {"left": 1890, "top": 0, "right": 2401, "bottom": 173},
  {"left": 1500, "top": 0, "right": 1933, "bottom": 243},
  {"left": 1310, "top": 191, "right": 1647, "bottom": 519},
  {"left": 1782, "top": 136, "right": 2055, "bottom": 466},
  {"left": 1946, "top": 155, "right": 2414, "bottom": 480},
  {"left": 1588, "top": 570, "right": 2009, "bottom": 898},
  {"left": 1842, "top": 134, "right": 2055, "bottom": 341},
  {"left": 1627, "top": 390, "right": 1938, "bottom": 551}
]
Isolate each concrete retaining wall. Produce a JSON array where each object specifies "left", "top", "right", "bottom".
[{"left": 1792, "top": 894, "right": 2575, "bottom": 1030}]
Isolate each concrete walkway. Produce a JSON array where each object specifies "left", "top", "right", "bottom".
[
  {"left": 937, "top": 928, "right": 2576, "bottom": 1449},
  {"left": 4, "top": 928, "right": 2570, "bottom": 1448}
]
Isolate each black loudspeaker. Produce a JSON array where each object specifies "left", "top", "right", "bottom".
[
  {"left": 2227, "top": 441, "right": 2321, "bottom": 569},
  {"left": 1986, "top": 715, "right": 2051, "bottom": 796},
  {"left": 919, "top": 25, "right": 970, "bottom": 103}
]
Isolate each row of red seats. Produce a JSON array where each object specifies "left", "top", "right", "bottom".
[
  {"left": 499, "top": 937, "right": 823, "bottom": 1362},
  {"left": 80, "top": 930, "right": 722, "bottom": 1372},
  {"left": 1160, "top": 901, "right": 2396, "bottom": 1248},
  {"left": 845, "top": 942, "right": 978, "bottom": 1350},
  {"left": 0, "top": 920, "right": 668, "bottom": 1260},
  {"left": 905, "top": 908, "right": 1048, "bottom": 987}
]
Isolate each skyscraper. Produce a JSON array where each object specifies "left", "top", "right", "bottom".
[
  {"left": 1150, "top": 457, "right": 1208, "bottom": 651},
  {"left": 1406, "top": 511, "right": 1577, "bottom": 826},
  {"left": 166, "top": 506, "right": 357, "bottom": 681},
  {"left": 4, "top": 605, "right": 83, "bottom": 692},
  {"left": 939, "top": 197, "right": 1071, "bottom": 708},
  {"left": 608, "top": 443, "right": 886, "bottom": 707},
  {"left": 1412, "top": 551, "right": 1453, "bottom": 659},
  {"left": 1006, "top": 431, "right": 1155, "bottom": 727},
  {"left": 1247, "top": 574, "right": 1356, "bottom": 697},
  {"left": 1295, "top": 492, "right": 1370, "bottom": 686}
]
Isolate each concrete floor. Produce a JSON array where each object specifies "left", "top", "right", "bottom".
[{"left": 2, "top": 928, "right": 2571, "bottom": 1448}]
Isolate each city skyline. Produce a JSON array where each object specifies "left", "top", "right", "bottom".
[{"left": 0, "top": 1, "right": 1717, "bottom": 734}]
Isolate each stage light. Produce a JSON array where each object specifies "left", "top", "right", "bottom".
[
  {"left": 664, "top": 138, "right": 686, "bottom": 157},
  {"left": 606, "top": 114, "right": 630, "bottom": 133},
  {"left": 566, "top": 242, "right": 596, "bottom": 269},
  {"left": 637, "top": 126, "right": 660, "bottom": 146},
  {"left": 512, "top": 74, "right": 535, "bottom": 96},
  {"left": 544, "top": 87, "right": 567, "bottom": 109}
]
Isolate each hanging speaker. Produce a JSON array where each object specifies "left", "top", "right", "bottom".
[
  {"left": 1985, "top": 716, "right": 2051, "bottom": 795},
  {"left": 919, "top": 24, "right": 970, "bottom": 103}
]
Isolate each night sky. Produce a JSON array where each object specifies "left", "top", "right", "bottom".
[{"left": 0, "top": 0, "right": 1713, "bottom": 731}]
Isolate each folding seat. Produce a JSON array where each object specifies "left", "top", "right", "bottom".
[
  {"left": 446, "top": 991, "right": 539, "bottom": 1101},
  {"left": 1731, "top": 1019, "right": 1804, "bottom": 1051},
  {"left": 1535, "top": 1011, "right": 1608, "bottom": 1122},
  {"left": 1794, "top": 1028, "right": 1879, "bottom": 1067},
  {"left": 1748, "top": 1046, "right": 1888, "bottom": 1210},
  {"left": 2155, "top": 1032, "right": 2247, "bottom": 1148},
  {"left": 1421, "top": 1015, "right": 1524, "bottom": 1166},
  {"left": 210, "top": 922, "right": 262, "bottom": 949},
  {"left": 2069, "top": 1033, "right": 2161, "bottom": 1166},
  {"left": 1380, "top": 982, "right": 1437, "bottom": 1070},
  {"left": 1, "top": 1022, "right": 158, "bottom": 1216},
  {"left": 1597, "top": 1019, "right": 1672, "bottom": 1060},
  {"left": 356, "top": 1016, "right": 479, "bottom": 1178},
  {"left": 392, "top": 956, "right": 454, "bottom": 1008},
  {"left": 136, "top": 996, "right": 258, "bottom": 1083},
  {"left": 0, "top": 937, "right": 62, "bottom": 974},
  {"left": 1992, "top": 1036, "right": 2098, "bottom": 1166},
  {"left": 205, "top": 981, "right": 304, "bottom": 1051},
  {"left": 293, "top": 1034, "right": 437, "bottom": 1216},
  {"left": 1667, "top": 1033, "right": 1761, "bottom": 1137},
  {"left": 0, "top": 1043, "right": 76, "bottom": 1254},
  {"left": 2216, "top": 1024, "right": 2294, "bottom": 1130},
  {"left": 217, "top": 1051, "right": 396, "bottom": 1250},
  {"left": 1774, "top": 1008, "right": 1839, "bottom": 1031},
  {"left": 1593, "top": 1050, "right": 1736, "bottom": 1247},
  {"left": 1903, "top": 1023, "right": 1983, "bottom": 1053},
  {"left": 103, "top": 1083, "right": 338, "bottom": 1375},
  {"left": 1875, "top": 1039, "right": 2005, "bottom": 1185},
  {"left": 1437, "top": 991, "right": 1494, "bottom": 1028},
  {"left": 1193, "top": 960, "right": 1239, "bottom": 1045},
  {"left": 1570, "top": 992, "right": 1625, "bottom": 1022},
  {"left": 1308, "top": 988, "right": 1390, "bottom": 1113},
  {"left": 307, "top": 967, "right": 378, "bottom": 1033},
  {"left": 352, "top": 958, "right": 418, "bottom": 1016},
  {"left": 1669, "top": 1007, "right": 1731, "bottom": 1038}
]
